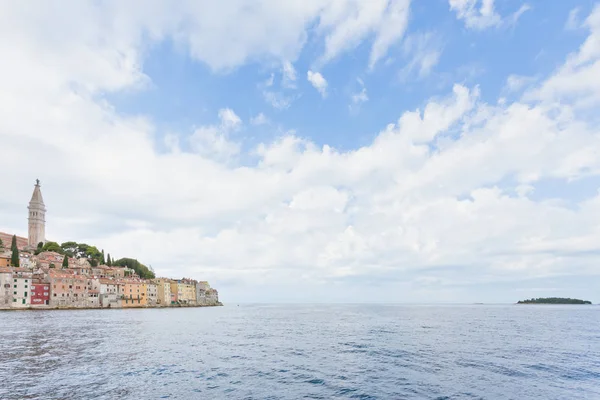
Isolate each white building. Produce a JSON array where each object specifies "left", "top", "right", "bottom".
[
  {"left": 99, "top": 279, "right": 121, "bottom": 308},
  {"left": 11, "top": 272, "right": 32, "bottom": 308}
]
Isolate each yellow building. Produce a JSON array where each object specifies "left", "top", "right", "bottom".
[
  {"left": 177, "top": 280, "right": 197, "bottom": 305},
  {"left": 122, "top": 280, "right": 146, "bottom": 307},
  {"left": 154, "top": 278, "right": 172, "bottom": 306}
]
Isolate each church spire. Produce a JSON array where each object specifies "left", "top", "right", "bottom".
[
  {"left": 28, "top": 179, "right": 46, "bottom": 248},
  {"left": 30, "top": 179, "right": 45, "bottom": 205}
]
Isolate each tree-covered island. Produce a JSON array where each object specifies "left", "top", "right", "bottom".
[{"left": 517, "top": 297, "right": 592, "bottom": 304}]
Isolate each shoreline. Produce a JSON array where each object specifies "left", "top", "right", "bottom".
[{"left": 0, "top": 303, "right": 223, "bottom": 311}]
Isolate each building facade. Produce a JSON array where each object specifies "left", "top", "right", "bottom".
[
  {"left": 99, "top": 279, "right": 121, "bottom": 308},
  {"left": 177, "top": 280, "right": 197, "bottom": 305},
  {"left": 30, "top": 280, "right": 50, "bottom": 306},
  {"left": 49, "top": 272, "right": 88, "bottom": 307},
  {"left": 155, "top": 278, "right": 172, "bottom": 306},
  {"left": 12, "top": 273, "right": 32, "bottom": 308},
  {"left": 0, "top": 269, "right": 12, "bottom": 308}
]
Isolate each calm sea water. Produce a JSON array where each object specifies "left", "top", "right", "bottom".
[{"left": 0, "top": 304, "right": 599, "bottom": 399}]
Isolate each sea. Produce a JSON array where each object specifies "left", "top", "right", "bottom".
[{"left": 0, "top": 304, "right": 599, "bottom": 399}]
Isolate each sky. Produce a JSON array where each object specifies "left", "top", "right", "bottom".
[{"left": 1, "top": 0, "right": 600, "bottom": 303}]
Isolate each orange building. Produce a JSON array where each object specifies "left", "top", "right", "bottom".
[{"left": 122, "top": 280, "right": 147, "bottom": 307}]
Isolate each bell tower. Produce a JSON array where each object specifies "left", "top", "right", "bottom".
[{"left": 28, "top": 179, "right": 46, "bottom": 248}]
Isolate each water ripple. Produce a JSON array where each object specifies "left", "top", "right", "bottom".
[{"left": 1, "top": 304, "right": 599, "bottom": 399}]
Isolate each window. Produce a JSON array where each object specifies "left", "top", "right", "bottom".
[
  {"left": 22, "top": 299, "right": 25, "bottom": 304},
  {"left": 13, "top": 279, "right": 16, "bottom": 282},
  {"left": 13, "top": 299, "right": 16, "bottom": 302},
  {"left": 24, "top": 292, "right": 27, "bottom": 297},
  {"left": 13, "top": 285, "right": 16, "bottom": 288},
  {"left": 24, "top": 285, "right": 27, "bottom": 288},
  {"left": 13, "top": 291, "right": 16, "bottom": 295},
  {"left": 53, "top": 294, "right": 57, "bottom": 297},
  {"left": 25, "top": 280, "right": 28, "bottom": 283}
]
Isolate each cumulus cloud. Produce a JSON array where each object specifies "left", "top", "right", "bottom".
[
  {"left": 307, "top": 70, "right": 328, "bottom": 97},
  {"left": 2, "top": 2, "right": 600, "bottom": 302}
]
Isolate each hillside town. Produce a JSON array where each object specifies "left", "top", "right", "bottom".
[{"left": 0, "top": 181, "right": 220, "bottom": 310}]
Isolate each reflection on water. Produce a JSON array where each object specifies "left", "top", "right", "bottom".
[{"left": 1, "top": 305, "right": 599, "bottom": 399}]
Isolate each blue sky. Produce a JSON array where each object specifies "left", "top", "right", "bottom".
[
  {"left": 107, "top": 0, "right": 590, "bottom": 152},
  {"left": 1, "top": 0, "right": 600, "bottom": 303}
]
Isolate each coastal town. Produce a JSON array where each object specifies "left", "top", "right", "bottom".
[{"left": 0, "top": 180, "right": 220, "bottom": 310}]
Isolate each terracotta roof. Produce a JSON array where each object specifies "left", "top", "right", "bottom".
[{"left": 0, "top": 232, "right": 28, "bottom": 250}]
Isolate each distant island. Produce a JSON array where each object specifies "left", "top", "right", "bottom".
[{"left": 517, "top": 297, "right": 592, "bottom": 305}]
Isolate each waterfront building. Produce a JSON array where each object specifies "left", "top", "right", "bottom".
[
  {"left": 176, "top": 279, "right": 197, "bottom": 305},
  {"left": 146, "top": 282, "right": 158, "bottom": 306},
  {"left": 28, "top": 179, "right": 46, "bottom": 248},
  {"left": 122, "top": 280, "right": 144, "bottom": 307},
  {"left": 154, "top": 278, "right": 172, "bottom": 305},
  {"left": 30, "top": 280, "right": 50, "bottom": 306},
  {"left": 169, "top": 281, "right": 179, "bottom": 303},
  {"left": 49, "top": 272, "right": 88, "bottom": 307},
  {"left": 196, "top": 281, "right": 210, "bottom": 305},
  {"left": 0, "top": 268, "right": 12, "bottom": 307},
  {"left": 12, "top": 272, "right": 32, "bottom": 308},
  {"left": 99, "top": 279, "right": 121, "bottom": 308}
]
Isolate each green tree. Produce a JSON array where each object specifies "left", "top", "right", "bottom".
[
  {"left": 11, "top": 235, "right": 17, "bottom": 251},
  {"left": 61, "top": 241, "right": 78, "bottom": 257},
  {"left": 101, "top": 249, "right": 106, "bottom": 265},
  {"left": 11, "top": 247, "right": 19, "bottom": 267},
  {"left": 107, "top": 254, "right": 112, "bottom": 266},
  {"left": 113, "top": 257, "right": 155, "bottom": 279},
  {"left": 62, "top": 255, "right": 69, "bottom": 268},
  {"left": 42, "top": 241, "right": 64, "bottom": 254},
  {"left": 49, "top": 263, "right": 55, "bottom": 268},
  {"left": 0, "top": 237, "right": 4, "bottom": 249}
]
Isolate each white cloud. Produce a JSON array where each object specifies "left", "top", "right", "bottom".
[
  {"left": 351, "top": 88, "right": 369, "bottom": 105},
  {"left": 262, "top": 91, "right": 295, "bottom": 110},
  {"left": 281, "top": 61, "right": 297, "bottom": 88},
  {"left": 189, "top": 108, "right": 242, "bottom": 162},
  {"left": 525, "top": 5, "right": 600, "bottom": 108},
  {"left": 449, "top": 0, "right": 530, "bottom": 30},
  {"left": 349, "top": 78, "right": 369, "bottom": 112},
  {"left": 505, "top": 74, "right": 535, "bottom": 92},
  {"left": 566, "top": 7, "right": 581, "bottom": 30},
  {"left": 317, "top": 0, "right": 411, "bottom": 68},
  {"left": 218, "top": 108, "right": 242, "bottom": 130},
  {"left": 250, "top": 113, "right": 269, "bottom": 126},
  {"left": 2, "top": 3, "right": 600, "bottom": 302},
  {"left": 307, "top": 70, "right": 328, "bottom": 97},
  {"left": 368, "top": 0, "right": 411, "bottom": 69},
  {"left": 399, "top": 32, "right": 442, "bottom": 80}
]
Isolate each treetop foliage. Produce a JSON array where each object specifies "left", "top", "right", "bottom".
[{"left": 113, "top": 257, "right": 155, "bottom": 279}]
